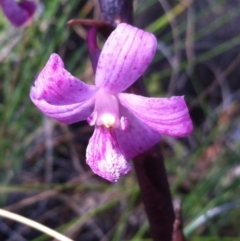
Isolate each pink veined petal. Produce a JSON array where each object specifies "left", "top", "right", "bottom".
[
  {"left": 118, "top": 93, "right": 193, "bottom": 138},
  {"left": 86, "top": 126, "right": 131, "bottom": 182},
  {"left": 30, "top": 94, "right": 95, "bottom": 124},
  {"left": 0, "top": 0, "right": 36, "bottom": 27},
  {"left": 95, "top": 23, "right": 157, "bottom": 93},
  {"left": 115, "top": 105, "right": 161, "bottom": 160},
  {"left": 32, "top": 53, "right": 98, "bottom": 105}
]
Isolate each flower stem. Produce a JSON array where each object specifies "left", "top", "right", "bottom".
[
  {"left": 133, "top": 146, "right": 175, "bottom": 241},
  {"left": 97, "top": 0, "right": 175, "bottom": 240},
  {"left": 98, "top": 0, "right": 133, "bottom": 26}
]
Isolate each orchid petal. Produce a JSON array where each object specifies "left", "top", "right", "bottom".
[
  {"left": 118, "top": 93, "right": 193, "bottom": 138},
  {"left": 95, "top": 23, "right": 157, "bottom": 93},
  {"left": 30, "top": 95, "right": 95, "bottom": 124},
  {"left": 0, "top": 0, "right": 36, "bottom": 27},
  {"left": 31, "top": 54, "right": 98, "bottom": 105},
  {"left": 115, "top": 106, "right": 161, "bottom": 160},
  {"left": 86, "top": 126, "right": 131, "bottom": 182}
]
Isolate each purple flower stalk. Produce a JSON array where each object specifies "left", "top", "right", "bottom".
[
  {"left": 0, "top": 0, "right": 36, "bottom": 27},
  {"left": 30, "top": 23, "right": 193, "bottom": 182}
]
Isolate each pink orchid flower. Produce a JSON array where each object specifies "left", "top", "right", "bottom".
[
  {"left": 0, "top": 0, "right": 36, "bottom": 27},
  {"left": 30, "top": 23, "right": 193, "bottom": 182}
]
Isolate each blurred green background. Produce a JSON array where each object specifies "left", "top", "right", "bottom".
[{"left": 1, "top": 0, "right": 240, "bottom": 240}]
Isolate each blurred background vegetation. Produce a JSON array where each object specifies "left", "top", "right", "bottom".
[{"left": 0, "top": 0, "right": 240, "bottom": 240}]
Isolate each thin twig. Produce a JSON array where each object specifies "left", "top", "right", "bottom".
[{"left": 0, "top": 209, "right": 73, "bottom": 241}]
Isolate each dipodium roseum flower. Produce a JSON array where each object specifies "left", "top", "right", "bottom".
[
  {"left": 30, "top": 23, "right": 193, "bottom": 182},
  {"left": 0, "top": 0, "right": 36, "bottom": 27}
]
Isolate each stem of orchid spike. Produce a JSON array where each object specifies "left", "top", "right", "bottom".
[
  {"left": 133, "top": 146, "right": 175, "bottom": 241},
  {"left": 98, "top": 1, "right": 179, "bottom": 240},
  {"left": 98, "top": 0, "right": 133, "bottom": 26}
]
